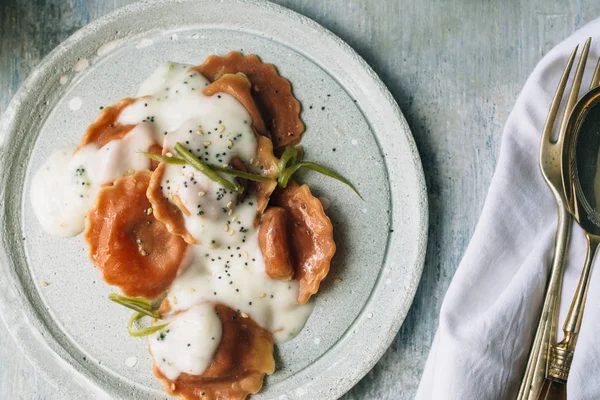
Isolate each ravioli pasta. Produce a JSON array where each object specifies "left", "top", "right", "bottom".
[{"left": 30, "top": 52, "right": 342, "bottom": 400}]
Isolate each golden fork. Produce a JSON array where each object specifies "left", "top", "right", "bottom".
[{"left": 516, "top": 40, "right": 588, "bottom": 400}]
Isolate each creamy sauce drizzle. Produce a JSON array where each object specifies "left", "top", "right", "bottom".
[
  {"left": 31, "top": 123, "right": 154, "bottom": 236},
  {"left": 31, "top": 62, "right": 314, "bottom": 381},
  {"left": 149, "top": 303, "right": 222, "bottom": 380}
]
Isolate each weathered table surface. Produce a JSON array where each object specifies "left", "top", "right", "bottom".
[{"left": 1, "top": 0, "right": 599, "bottom": 399}]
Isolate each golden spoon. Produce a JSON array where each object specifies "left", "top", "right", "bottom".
[{"left": 536, "top": 46, "right": 600, "bottom": 400}]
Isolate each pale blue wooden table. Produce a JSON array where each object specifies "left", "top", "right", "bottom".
[{"left": 1, "top": 0, "right": 599, "bottom": 398}]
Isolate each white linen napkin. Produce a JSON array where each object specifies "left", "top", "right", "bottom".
[{"left": 416, "top": 19, "right": 600, "bottom": 400}]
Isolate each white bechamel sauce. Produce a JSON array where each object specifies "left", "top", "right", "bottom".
[
  {"left": 97, "top": 39, "right": 122, "bottom": 56},
  {"left": 74, "top": 58, "right": 89, "bottom": 72},
  {"left": 31, "top": 123, "right": 155, "bottom": 236},
  {"left": 150, "top": 303, "right": 222, "bottom": 380},
  {"left": 119, "top": 63, "right": 262, "bottom": 244},
  {"left": 166, "top": 236, "right": 314, "bottom": 343},
  {"left": 68, "top": 97, "right": 82, "bottom": 111},
  {"left": 125, "top": 356, "right": 138, "bottom": 368},
  {"left": 31, "top": 147, "right": 93, "bottom": 237},
  {"left": 136, "top": 38, "right": 154, "bottom": 49}
]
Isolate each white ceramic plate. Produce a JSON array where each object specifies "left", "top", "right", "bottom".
[{"left": 0, "top": 1, "right": 427, "bottom": 398}]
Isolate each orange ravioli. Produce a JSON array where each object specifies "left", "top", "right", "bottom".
[
  {"left": 75, "top": 97, "right": 162, "bottom": 170},
  {"left": 254, "top": 135, "right": 279, "bottom": 216},
  {"left": 146, "top": 94, "right": 280, "bottom": 245},
  {"left": 30, "top": 50, "right": 345, "bottom": 400},
  {"left": 273, "top": 181, "right": 336, "bottom": 304},
  {"left": 84, "top": 170, "right": 187, "bottom": 299},
  {"left": 259, "top": 207, "right": 294, "bottom": 281},
  {"left": 203, "top": 73, "right": 279, "bottom": 217},
  {"left": 153, "top": 304, "right": 275, "bottom": 400},
  {"left": 76, "top": 98, "right": 136, "bottom": 151},
  {"left": 147, "top": 162, "right": 198, "bottom": 245},
  {"left": 203, "top": 73, "right": 268, "bottom": 136},
  {"left": 195, "top": 52, "right": 305, "bottom": 149}
]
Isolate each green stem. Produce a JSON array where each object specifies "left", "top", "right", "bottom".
[
  {"left": 140, "top": 152, "right": 186, "bottom": 165},
  {"left": 209, "top": 164, "right": 272, "bottom": 182},
  {"left": 128, "top": 312, "right": 169, "bottom": 337},
  {"left": 141, "top": 151, "right": 270, "bottom": 183},
  {"left": 108, "top": 293, "right": 161, "bottom": 319},
  {"left": 279, "top": 160, "right": 363, "bottom": 200},
  {"left": 174, "top": 142, "right": 244, "bottom": 194},
  {"left": 278, "top": 146, "right": 298, "bottom": 172}
]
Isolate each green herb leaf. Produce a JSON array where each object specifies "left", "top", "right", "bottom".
[
  {"left": 128, "top": 312, "right": 169, "bottom": 337},
  {"left": 209, "top": 164, "right": 272, "bottom": 182},
  {"left": 277, "top": 163, "right": 303, "bottom": 188},
  {"left": 140, "top": 152, "right": 187, "bottom": 165},
  {"left": 174, "top": 142, "right": 244, "bottom": 194},
  {"left": 278, "top": 146, "right": 298, "bottom": 172},
  {"left": 279, "top": 161, "right": 363, "bottom": 200},
  {"left": 108, "top": 293, "right": 160, "bottom": 319}
]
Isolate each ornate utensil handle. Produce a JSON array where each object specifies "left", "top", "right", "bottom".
[{"left": 517, "top": 205, "right": 571, "bottom": 400}]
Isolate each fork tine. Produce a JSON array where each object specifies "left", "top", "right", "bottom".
[
  {"left": 590, "top": 55, "right": 600, "bottom": 89},
  {"left": 558, "top": 37, "right": 591, "bottom": 138},
  {"left": 542, "top": 45, "right": 578, "bottom": 142}
]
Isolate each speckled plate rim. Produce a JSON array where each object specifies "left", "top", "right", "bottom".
[{"left": 0, "top": 0, "right": 428, "bottom": 399}]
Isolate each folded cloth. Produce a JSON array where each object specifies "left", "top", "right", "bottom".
[{"left": 416, "top": 19, "right": 600, "bottom": 400}]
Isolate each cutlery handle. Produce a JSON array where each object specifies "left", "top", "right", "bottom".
[
  {"left": 517, "top": 207, "right": 571, "bottom": 400},
  {"left": 562, "top": 235, "right": 599, "bottom": 336},
  {"left": 547, "top": 235, "right": 600, "bottom": 382}
]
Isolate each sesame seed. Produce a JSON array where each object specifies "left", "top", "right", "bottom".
[
  {"left": 259, "top": 292, "right": 266, "bottom": 298},
  {"left": 189, "top": 287, "right": 196, "bottom": 293},
  {"left": 227, "top": 209, "right": 233, "bottom": 216},
  {"left": 231, "top": 216, "right": 238, "bottom": 223},
  {"left": 222, "top": 163, "right": 229, "bottom": 168},
  {"left": 198, "top": 191, "right": 205, "bottom": 196},
  {"left": 140, "top": 249, "right": 149, "bottom": 256},
  {"left": 146, "top": 207, "right": 153, "bottom": 215},
  {"left": 40, "top": 281, "right": 49, "bottom": 287},
  {"left": 196, "top": 129, "right": 204, "bottom": 136},
  {"left": 228, "top": 139, "right": 234, "bottom": 147},
  {"left": 228, "top": 229, "right": 235, "bottom": 236},
  {"left": 241, "top": 312, "right": 249, "bottom": 318},
  {"left": 219, "top": 125, "right": 225, "bottom": 133},
  {"left": 173, "top": 296, "right": 178, "bottom": 305},
  {"left": 223, "top": 225, "right": 229, "bottom": 232},
  {"left": 226, "top": 201, "right": 233, "bottom": 208},
  {"left": 166, "top": 152, "right": 173, "bottom": 157},
  {"left": 334, "top": 278, "right": 343, "bottom": 284},
  {"left": 203, "top": 141, "right": 211, "bottom": 146}
]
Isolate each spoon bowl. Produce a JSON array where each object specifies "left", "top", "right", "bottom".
[
  {"left": 567, "top": 88, "right": 600, "bottom": 234},
  {"left": 549, "top": 84, "right": 600, "bottom": 383}
]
